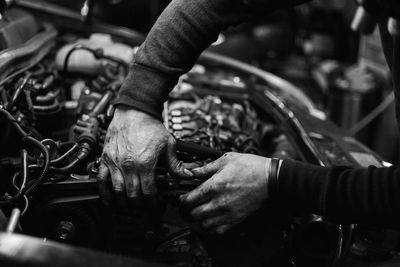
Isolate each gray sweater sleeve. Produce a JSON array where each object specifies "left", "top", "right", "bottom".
[{"left": 114, "top": 0, "right": 310, "bottom": 120}]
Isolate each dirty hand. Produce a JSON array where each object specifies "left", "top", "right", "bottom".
[
  {"left": 180, "top": 152, "right": 270, "bottom": 234},
  {"left": 99, "top": 107, "right": 193, "bottom": 200}
]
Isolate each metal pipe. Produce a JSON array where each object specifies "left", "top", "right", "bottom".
[
  {"left": 89, "top": 90, "right": 115, "bottom": 117},
  {"left": 6, "top": 208, "right": 21, "bottom": 233}
]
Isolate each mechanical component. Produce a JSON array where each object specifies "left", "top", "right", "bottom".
[
  {"left": 31, "top": 203, "right": 98, "bottom": 247},
  {"left": 167, "top": 95, "right": 265, "bottom": 156},
  {"left": 156, "top": 229, "right": 213, "bottom": 267},
  {"left": 55, "top": 220, "right": 76, "bottom": 241}
]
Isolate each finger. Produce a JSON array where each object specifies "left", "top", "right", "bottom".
[
  {"left": 166, "top": 138, "right": 193, "bottom": 179},
  {"left": 124, "top": 170, "right": 141, "bottom": 199},
  {"left": 97, "top": 161, "right": 111, "bottom": 205},
  {"left": 191, "top": 201, "right": 224, "bottom": 220},
  {"left": 183, "top": 162, "right": 201, "bottom": 170},
  {"left": 73, "top": 125, "right": 87, "bottom": 134},
  {"left": 108, "top": 166, "right": 127, "bottom": 207},
  {"left": 201, "top": 215, "right": 229, "bottom": 229},
  {"left": 109, "top": 166, "right": 125, "bottom": 194},
  {"left": 215, "top": 224, "right": 233, "bottom": 235},
  {"left": 191, "top": 158, "right": 224, "bottom": 179},
  {"left": 76, "top": 120, "right": 89, "bottom": 127},
  {"left": 201, "top": 224, "right": 232, "bottom": 235},
  {"left": 140, "top": 170, "right": 157, "bottom": 196},
  {"left": 180, "top": 180, "right": 215, "bottom": 207}
]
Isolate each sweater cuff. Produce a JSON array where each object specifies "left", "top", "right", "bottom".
[
  {"left": 278, "top": 159, "right": 328, "bottom": 216},
  {"left": 114, "top": 63, "right": 177, "bottom": 121}
]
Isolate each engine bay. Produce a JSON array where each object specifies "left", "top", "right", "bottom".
[{"left": 0, "top": 5, "right": 393, "bottom": 267}]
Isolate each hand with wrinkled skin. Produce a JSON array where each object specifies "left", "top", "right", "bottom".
[
  {"left": 180, "top": 152, "right": 270, "bottom": 234},
  {"left": 99, "top": 107, "right": 193, "bottom": 200}
]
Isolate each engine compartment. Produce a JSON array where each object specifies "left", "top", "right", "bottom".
[
  {"left": 0, "top": 6, "right": 391, "bottom": 267},
  {"left": 0, "top": 19, "right": 296, "bottom": 266}
]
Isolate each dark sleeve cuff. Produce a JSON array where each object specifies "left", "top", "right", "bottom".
[
  {"left": 114, "top": 63, "right": 176, "bottom": 121},
  {"left": 278, "top": 159, "right": 329, "bottom": 215}
]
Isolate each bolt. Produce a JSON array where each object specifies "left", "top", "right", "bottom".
[{"left": 55, "top": 221, "right": 76, "bottom": 241}]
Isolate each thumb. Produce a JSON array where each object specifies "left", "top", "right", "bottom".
[
  {"left": 191, "top": 157, "right": 224, "bottom": 180},
  {"left": 166, "top": 138, "right": 193, "bottom": 179}
]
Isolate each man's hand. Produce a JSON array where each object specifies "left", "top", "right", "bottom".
[
  {"left": 100, "top": 107, "right": 193, "bottom": 199},
  {"left": 180, "top": 153, "right": 270, "bottom": 234}
]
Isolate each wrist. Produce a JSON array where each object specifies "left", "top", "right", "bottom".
[{"left": 114, "top": 106, "right": 157, "bottom": 121}]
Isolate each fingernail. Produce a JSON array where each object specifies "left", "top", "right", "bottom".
[
  {"left": 191, "top": 168, "right": 200, "bottom": 173},
  {"left": 184, "top": 168, "right": 194, "bottom": 177}
]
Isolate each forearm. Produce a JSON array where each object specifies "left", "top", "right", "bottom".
[
  {"left": 279, "top": 160, "right": 400, "bottom": 228},
  {"left": 115, "top": 0, "right": 309, "bottom": 119}
]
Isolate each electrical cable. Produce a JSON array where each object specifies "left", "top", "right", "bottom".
[
  {"left": 58, "top": 141, "right": 77, "bottom": 149},
  {"left": 0, "top": 109, "right": 50, "bottom": 196},
  {"left": 50, "top": 158, "right": 80, "bottom": 175},
  {"left": 0, "top": 150, "right": 28, "bottom": 205},
  {"left": 0, "top": 107, "right": 29, "bottom": 137},
  {"left": 7, "top": 74, "right": 31, "bottom": 111},
  {"left": 23, "top": 136, "right": 50, "bottom": 195},
  {"left": 13, "top": 150, "right": 28, "bottom": 199},
  {"left": 51, "top": 143, "right": 79, "bottom": 165}
]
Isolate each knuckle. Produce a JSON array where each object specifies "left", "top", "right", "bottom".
[
  {"left": 217, "top": 227, "right": 227, "bottom": 235},
  {"left": 221, "top": 152, "right": 235, "bottom": 164},
  {"left": 202, "top": 219, "right": 213, "bottom": 228},
  {"left": 193, "top": 205, "right": 207, "bottom": 218},
  {"left": 120, "top": 158, "right": 135, "bottom": 171},
  {"left": 210, "top": 177, "right": 224, "bottom": 191},
  {"left": 136, "top": 153, "right": 156, "bottom": 170},
  {"left": 207, "top": 184, "right": 218, "bottom": 195},
  {"left": 223, "top": 152, "right": 234, "bottom": 158},
  {"left": 191, "top": 208, "right": 200, "bottom": 218},
  {"left": 215, "top": 179, "right": 226, "bottom": 189},
  {"left": 120, "top": 157, "right": 133, "bottom": 165},
  {"left": 214, "top": 201, "right": 225, "bottom": 213},
  {"left": 219, "top": 198, "right": 231, "bottom": 212},
  {"left": 221, "top": 153, "right": 230, "bottom": 162}
]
